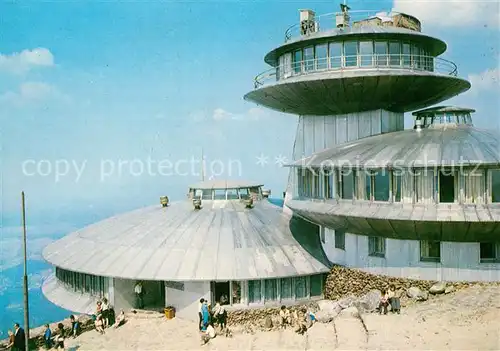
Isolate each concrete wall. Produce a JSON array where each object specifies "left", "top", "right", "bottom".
[
  {"left": 321, "top": 227, "right": 500, "bottom": 282},
  {"left": 113, "top": 278, "right": 136, "bottom": 311},
  {"left": 165, "top": 281, "right": 211, "bottom": 321}
]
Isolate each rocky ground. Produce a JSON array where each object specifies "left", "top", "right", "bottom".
[{"left": 58, "top": 283, "right": 500, "bottom": 350}]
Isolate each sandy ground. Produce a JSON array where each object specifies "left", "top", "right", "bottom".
[{"left": 63, "top": 284, "right": 500, "bottom": 350}]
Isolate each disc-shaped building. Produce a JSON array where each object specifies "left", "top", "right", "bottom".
[
  {"left": 245, "top": 6, "right": 500, "bottom": 281},
  {"left": 42, "top": 180, "right": 329, "bottom": 318}
]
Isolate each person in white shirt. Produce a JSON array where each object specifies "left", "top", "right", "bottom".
[
  {"left": 213, "top": 301, "right": 227, "bottom": 330},
  {"left": 197, "top": 298, "right": 205, "bottom": 331},
  {"left": 101, "top": 298, "right": 109, "bottom": 327},
  {"left": 134, "top": 281, "right": 144, "bottom": 309}
]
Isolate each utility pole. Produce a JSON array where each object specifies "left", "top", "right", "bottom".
[{"left": 21, "top": 192, "right": 30, "bottom": 350}]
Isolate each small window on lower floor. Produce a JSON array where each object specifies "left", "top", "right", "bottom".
[
  {"left": 480, "top": 242, "right": 499, "bottom": 263},
  {"left": 248, "top": 280, "right": 261, "bottom": 303},
  {"left": 335, "top": 229, "right": 345, "bottom": 250},
  {"left": 310, "top": 275, "right": 323, "bottom": 297},
  {"left": 420, "top": 240, "right": 441, "bottom": 262},
  {"left": 368, "top": 236, "right": 385, "bottom": 257},
  {"left": 231, "top": 281, "right": 241, "bottom": 304}
]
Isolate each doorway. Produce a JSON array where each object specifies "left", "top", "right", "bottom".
[
  {"left": 439, "top": 171, "right": 455, "bottom": 203},
  {"left": 211, "top": 281, "right": 230, "bottom": 305},
  {"left": 142, "top": 280, "right": 165, "bottom": 310}
]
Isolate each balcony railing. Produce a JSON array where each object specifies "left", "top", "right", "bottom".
[
  {"left": 253, "top": 54, "right": 458, "bottom": 89},
  {"left": 284, "top": 10, "right": 419, "bottom": 42}
]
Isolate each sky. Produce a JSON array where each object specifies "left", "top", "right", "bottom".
[{"left": 0, "top": 0, "right": 499, "bottom": 260}]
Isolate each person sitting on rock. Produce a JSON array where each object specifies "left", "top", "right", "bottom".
[
  {"left": 387, "top": 284, "right": 401, "bottom": 314},
  {"left": 294, "top": 308, "right": 308, "bottom": 335},
  {"left": 114, "top": 309, "right": 126, "bottom": 328},
  {"left": 70, "top": 315, "right": 80, "bottom": 338},
  {"left": 279, "top": 305, "right": 291, "bottom": 328},
  {"left": 95, "top": 315, "right": 105, "bottom": 335},
  {"left": 379, "top": 289, "right": 389, "bottom": 315}
]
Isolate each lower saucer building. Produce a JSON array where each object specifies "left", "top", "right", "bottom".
[{"left": 42, "top": 180, "right": 330, "bottom": 319}]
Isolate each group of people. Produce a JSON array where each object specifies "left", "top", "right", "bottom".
[
  {"left": 197, "top": 297, "right": 230, "bottom": 343},
  {"left": 279, "top": 305, "right": 316, "bottom": 334},
  {"left": 379, "top": 285, "right": 402, "bottom": 315},
  {"left": 93, "top": 298, "right": 126, "bottom": 334}
]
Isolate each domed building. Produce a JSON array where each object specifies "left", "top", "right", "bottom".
[
  {"left": 42, "top": 180, "right": 330, "bottom": 319},
  {"left": 244, "top": 5, "right": 500, "bottom": 281}
]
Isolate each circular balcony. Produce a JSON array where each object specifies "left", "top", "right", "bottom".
[{"left": 244, "top": 54, "right": 470, "bottom": 115}]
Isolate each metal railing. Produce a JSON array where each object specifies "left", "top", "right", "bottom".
[
  {"left": 253, "top": 54, "right": 458, "bottom": 89},
  {"left": 284, "top": 10, "right": 416, "bottom": 42}
]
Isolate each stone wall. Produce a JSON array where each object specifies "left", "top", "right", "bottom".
[{"left": 324, "top": 265, "right": 474, "bottom": 300}]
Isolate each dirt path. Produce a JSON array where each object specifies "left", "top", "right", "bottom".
[{"left": 63, "top": 284, "right": 500, "bottom": 350}]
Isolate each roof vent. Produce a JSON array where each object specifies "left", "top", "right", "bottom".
[
  {"left": 160, "top": 196, "right": 169, "bottom": 207},
  {"left": 415, "top": 118, "right": 423, "bottom": 131},
  {"left": 300, "top": 9, "right": 317, "bottom": 36},
  {"left": 193, "top": 198, "right": 202, "bottom": 210},
  {"left": 244, "top": 198, "right": 254, "bottom": 209}
]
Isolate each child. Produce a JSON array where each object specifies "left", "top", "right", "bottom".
[
  {"left": 43, "top": 324, "right": 52, "bottom": 349},
  {"left": 70, "top": 315, "right": 80, "bottom": 338},
  {"left": 279, "top": 305, "right": 291, "bottom": 328},
  {"left": 387, "top": 284, "right": 401, "bottom": 314},
  {"left": 379, "top": 289, "right": 389, "bottom": 315}
]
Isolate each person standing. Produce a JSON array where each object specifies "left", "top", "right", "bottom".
[
  {"left": 13, "top": 323, "right": 26, "bottom": 351},
  {"left": 134, "top": 281, "right": 144, "bottom": 309},
  {"left": 43, "top": 324, "right": 52, "bottom": 349},
  {"left": 197, "top": 298, "right": 205, "bottom": 331},
  {"left": 6, "top": 330, "right": 15, "bottom": 350}
]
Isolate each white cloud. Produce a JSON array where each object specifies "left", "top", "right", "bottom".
[
  {"left": 393, "top": 0, "right": 499, "bottom": 28},
  {"left": 468, "top": 68, "right": 500, "bottom": 93},
  {"left": 0, "top": 47, "right": 55, "bottom": 74},
  {"left": 211, "top": 107, "right": 269, "bottom": 121},
  {"left": 213, "top": 108, "right": 234, "bottom": 121},
  {"left": 0, "top": 81, "right": 70, "bottom": 106}
]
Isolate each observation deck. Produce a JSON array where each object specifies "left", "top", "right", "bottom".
[{"left": 244, "top": 7, "right": 470, "bottom": 115}]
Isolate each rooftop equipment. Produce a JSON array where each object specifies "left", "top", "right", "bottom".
[
  {"left": 299, "top": 9, "right": 317, "bottom": 36},
  {"left": 336, "top": 3, "right": 351, "bottom": 28}
]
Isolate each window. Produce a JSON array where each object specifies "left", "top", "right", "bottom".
[
  {"left": 368, "top": 236, "right": 385, "bottom": 257},
  {"left": 412, "top": 45, "right": 421, "bottom": 69},
  {"left": 480, "top": 243, "right": 499, "bottom": 263},
  {"left": 344, "top": 41, "right": 358, "bottom": 67},
  {"left": 420, "top": 240, "right": 441, "bottom": 262},
  {"left": 320, "top": 227, "right": 325, "bottom": 244},
  {"left": 248, "top": 280, "right": 261, "bottom": 303},
  {"left": 439, "top": 170, "right": 455, "bottom": 203},
  {"left": 280, "top": 278, "right": 292, "bottom": 300},
  {"left": 293, "top": 50, "right": 302, "bottom": 73},
  {"left": 231, "top": 281, "right": 241, "bottom": 304},
  {"left": 310, "top": 275, "right": 323, "bottom": 297},
  {"left": 365, "top": 173, "right": 372, "bottom": 200},
  {"left": 463, "top": 169, "right": 485, "bottom": 203},
  {"left": 492, "top": 170, "right": 500, "bottom": 202},
  {"left": 402, "top": 43, "right": 411, "bottom": 67},
  {"left": 324, "top": 174, "right": 333, "bottom": 199},
  {"left": 264, "top": 279, "right": 277, "bottom": 301},
  {"left": 295, "top": 276, "right": 307, "bottom": 299},
  {"left": 214, "top": 189, "right": 226, "bottom": 200},
  {"left": 239, "top": 188, "right": 250, "bottom": 199},
  {"left": 359, "top": 41, "right": 373, "bottom": 67},
  {"left": 389, "top": 42, "right": 401, "bottom": 66},
  {"left": 375, "top": 41, "right": 388, "bottom": 66},
  {"left": 227, "top": 188, "right": 239, "bottom": 200},
  {"left": 341, "top": 172, "right": 354, "bottom": 199},
  {"left": 374, "top": 171, "right": 390, "bottom": 201},
  {"left": 334, "top": 229, "right": 345, "bottom": 250},
  {"left": 329, "top": 42, "right": 342, "bottom": 68},
  {"left": 316, "top": 44, "right": 327, "bottom": 70},
  {"left": 393, "top": 171, "right": 402, "bottom": 202},
  {"left": 304, "top": 46, "right": 314, "bottom": 71},
  {"left": 313, "top": 173, "right": 320, "bottom": 198},
  {"left": 201, "top": 189, "right": 212, "bottom": 200}
]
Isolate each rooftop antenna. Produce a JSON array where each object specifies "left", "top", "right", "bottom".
[{"left": 21, "top": 192, "right": 30, "bottom": 351}]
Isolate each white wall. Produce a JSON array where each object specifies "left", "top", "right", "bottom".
[
  {"left": 165, "top": 281, "right": 211, "bottom": 321},
  {"left": 113, "top": 278, "right": 136, "bottom": 311},
  {"left": 322, "top": 227, "right": 500, "bottom": 282}
]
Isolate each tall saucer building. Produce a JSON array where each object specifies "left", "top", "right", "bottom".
[{"left": 245, "top": 5, "right": 500, "bottom": 281}]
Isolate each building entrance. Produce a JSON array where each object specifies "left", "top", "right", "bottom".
[{"left": 211, "top": 281, "right": 230, "bottom": 305}]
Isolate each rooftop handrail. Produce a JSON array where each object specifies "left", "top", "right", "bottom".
[
  {"left": 284, "top": 10, "right": 395, "bottom": 42},
  {"left": 253, "top": 54, "right": 458, "bottom": 89}
]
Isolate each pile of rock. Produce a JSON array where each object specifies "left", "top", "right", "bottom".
[
  {"left": 324, "top": 265, "right": 472, "bottom": 301},
  {"left": 227, "top": 302, "right": 318, "bottom": 333},
  {"left": 0, "top": 315, "right": 94, "bottom": 350}
]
